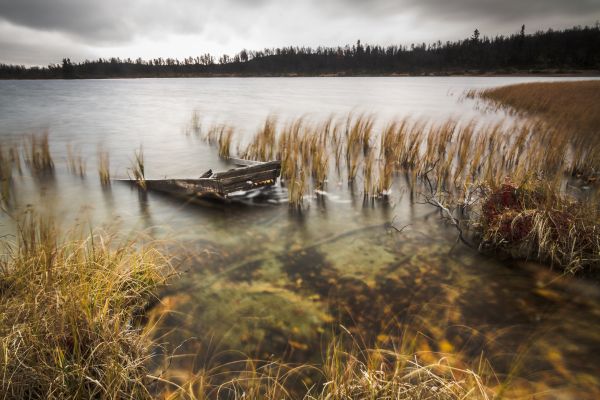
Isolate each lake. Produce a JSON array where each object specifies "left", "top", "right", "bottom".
[{"left": 1, "top": 76, "right": 599, "bottom": 398}]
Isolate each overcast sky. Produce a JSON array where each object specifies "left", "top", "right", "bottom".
[{"left": 1, "top": 0, "right": 599, "bottom": 66}]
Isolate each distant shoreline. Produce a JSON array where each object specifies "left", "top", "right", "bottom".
[{"left": 1, "top": 70, "right": 599, "bottom": 80}]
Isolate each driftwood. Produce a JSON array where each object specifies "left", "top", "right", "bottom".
[{"left": 119, "top": 160, "right": 281, "bottom": 202}]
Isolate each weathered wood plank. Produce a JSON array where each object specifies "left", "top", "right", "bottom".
[{"left": 212, "top": 161, "right": 281, "bottom": 179}]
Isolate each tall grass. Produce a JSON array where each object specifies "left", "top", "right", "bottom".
[
  {"left": 217, "top": 127, "right": 234, "bottom": 159},
  {"left": 153, "top": 328, "right": 494, "bottom": 400},
  {"left": 98, "top": 148, "right": 111, "bottom": 186},
  {"left": 0, "top": 146, "right": 16, "bottom": 206},
  {"left": 129, "top": 146, "right": 146, "bottom": 190},
  {"left": 24, "top": 131, "right": 54, "bottom": 175},
  {"left": 66, "top": 144, "right": 86, "bottom": 177},
  {"left": 0, "top": 209, "right": 171, "bottom": 399},
  {"left": 469, "top": 80, "right": 600, "bottom": 178},
  {"left": 158, "top": 337, "right": 491, "bottom": 399}
]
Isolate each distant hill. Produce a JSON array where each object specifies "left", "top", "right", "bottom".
[{"left": 1, "top": 25, "right": 599, "bottom": 79}]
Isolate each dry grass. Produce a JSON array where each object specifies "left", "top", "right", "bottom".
[
  {"left": 217, "top": 127, "right": 234, "bottom": 159},
  {"left": 470, "top": 80, "right": 600, "bottom": 178},
  {"left": 129, "top": 146, "right": 146, "bottom": 190},
  {"left": 98, "top": 148, "right": 111, "bottom": 186},
  {"left": 0, "top": 146, "right": 16, "bottom": 206},
  {"left": 66, "top": 144, "right": 86, "bottom": 178},
  {"left": 158, "top": 337, "right": 491, "bottom": 400},
  {"left": 24, "top": 131, "right": 54, "bottom": 175},
  {"left": 0, "top": 209, "right": 171, "bottom": 399}
]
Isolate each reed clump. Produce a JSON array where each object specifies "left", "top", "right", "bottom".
[
  {"left": 24, "top": 131, "right": 54, "bottom": 175},
  {"left": 0, "top": 209, "right": 171, "bottom": 399},
  {"left": 98, "top": 148, "right": 111, "bottom": 186},
  {"left": 130, "top": 146, "right": 146, "bottom": 190},
  {"left": 66, "top": 144, "right": 86, "bottom": 177},
  {"left": 185, "top": 110, "right": 202, "bottom": 137},
  {"left": 217, "top": 127, "right": 234, "bottom": 159},
  {"left": 0, "top": 145, "right": 16, "bottom": 205}
]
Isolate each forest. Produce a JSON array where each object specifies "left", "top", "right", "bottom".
[{"left": 1, "top": 24, "right": 599, "bottom": 79}]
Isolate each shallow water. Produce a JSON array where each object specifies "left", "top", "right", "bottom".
[{"left": 1, "top": 77, "right": 599, "bottom": 398}]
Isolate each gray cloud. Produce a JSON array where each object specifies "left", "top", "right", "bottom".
[
  {"left": 0, "top": 0, "right": 213, "bottom": 43},
  {"left": 0, "top": 0, "right": 599, "bottom": 65},
  {"left": 323, "top": 0, "right": 600, "bottom": 20}
]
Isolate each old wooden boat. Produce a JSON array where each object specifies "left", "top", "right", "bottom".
[{"left": 120, "top": 160, "right": 281, "bottom": 202}]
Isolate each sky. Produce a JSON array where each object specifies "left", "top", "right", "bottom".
[{"left": 1, "top": 0, "right": 599, "bottom": 66}]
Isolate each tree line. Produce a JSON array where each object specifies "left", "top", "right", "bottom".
[{"left": 1, "top": 24, "right": 599, "bottom": 79}]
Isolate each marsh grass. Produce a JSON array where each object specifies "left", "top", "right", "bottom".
[
  {"left": 98, "top": 148, "right": 111, "bottom": 186},
  {"left": 0, "top": 209, "right": 171, "bottom": 399},
  {"left": 185, "top": 110, "right": 202, "bottom": 137},
  {"left": 0, "top": 146, "right": 16, "bottom": 206},
  {"left": 24, "top": 131, "right": 54, "bottom": 175},
  {"left": 66, "top": 144, "right": 86, "bottom": 178},
  {"left": 130, "top": 146, "right": 146, "bottom": 190},
  {"left": 469, "top": 80, "right": 600, "bottom": 178},
  {"left": 217, "top": 127, "right": 234, "bottom": 159},
  {"left": 159, "top": 336, "right": 491, "bottom": 400}
]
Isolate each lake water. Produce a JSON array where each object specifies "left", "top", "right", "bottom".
[{"left": 1, "top": 77, "right": 599, "bottom": 398}]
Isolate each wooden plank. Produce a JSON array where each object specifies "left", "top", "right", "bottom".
[
  {"left": 218, "top": 169, "right": 280, "bottom": 186},
  {"left": 212, "top": 160, "right": 281, "bottom": 179},
  {"left": 229, "top": 158, "right": 263, "bottom": 167},
  {"left": 222, "top": 177, "right": 276, "bottom": 193}
]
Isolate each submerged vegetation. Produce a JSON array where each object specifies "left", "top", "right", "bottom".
[{"left": 0, "top": 210, "right": 494, "bottom": 399}]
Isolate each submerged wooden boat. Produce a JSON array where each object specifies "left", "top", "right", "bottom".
[{"left": 120, "top": 160, "right": 281, "bottom": 202}]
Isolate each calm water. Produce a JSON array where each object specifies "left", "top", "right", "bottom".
[{"left": 1, "top": 77, "right": 599, "bottom": 398}]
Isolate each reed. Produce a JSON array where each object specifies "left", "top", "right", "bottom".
[
  {"left": 377, "top": 158, "right": 394, "bottom": 197},
  {"left": 66, "top": 144, "right": 86, "bottom": 178},
  {"left": 217, "top": 127, "right": 234, "bottom": 159},
  {"left": 98, "top": 148, "right": 111, "bottom": 186},
  {"left": 288, "top": 165, "right": 306, "bottom": 209},
  {"left": 310, "top": 132, "right": 329, "bottom": 190},
  {"left": 0, "top": 145, "right": 14, "bottom": 205},
  {"left": 24, "top": 131, "right": 54, "bottom": 175},
  {"left": 129, "top": 146, "right": 146, "bottom": 190},
  {"left": 185, "top": 110, "right": 202, "bottom": 137},
  {"left": 243, "top": 116, "right": 278, "bottom": 162},
  {"left": 362, "top": 151, "right": 374, "bottom": 198}
]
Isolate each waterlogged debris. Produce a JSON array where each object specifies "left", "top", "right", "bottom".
[{"left": 118, "top": 160, "right": 282, "bottom": 203}]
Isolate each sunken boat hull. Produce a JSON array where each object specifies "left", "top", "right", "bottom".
[{"left": 119, "top": 160, "right": 281, "bottom": 203}]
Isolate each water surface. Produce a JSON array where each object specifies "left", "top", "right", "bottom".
[{"left": 1, "top": 77, "right": 599, "bottom": 398}]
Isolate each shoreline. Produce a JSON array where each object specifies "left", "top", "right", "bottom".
[{"left": 1, "top": 70, "right": 599, "bottom": 80}]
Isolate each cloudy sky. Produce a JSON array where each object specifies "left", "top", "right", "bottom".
[{"left": 1, "top": 0, "right": 599, "bottom": 66}]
